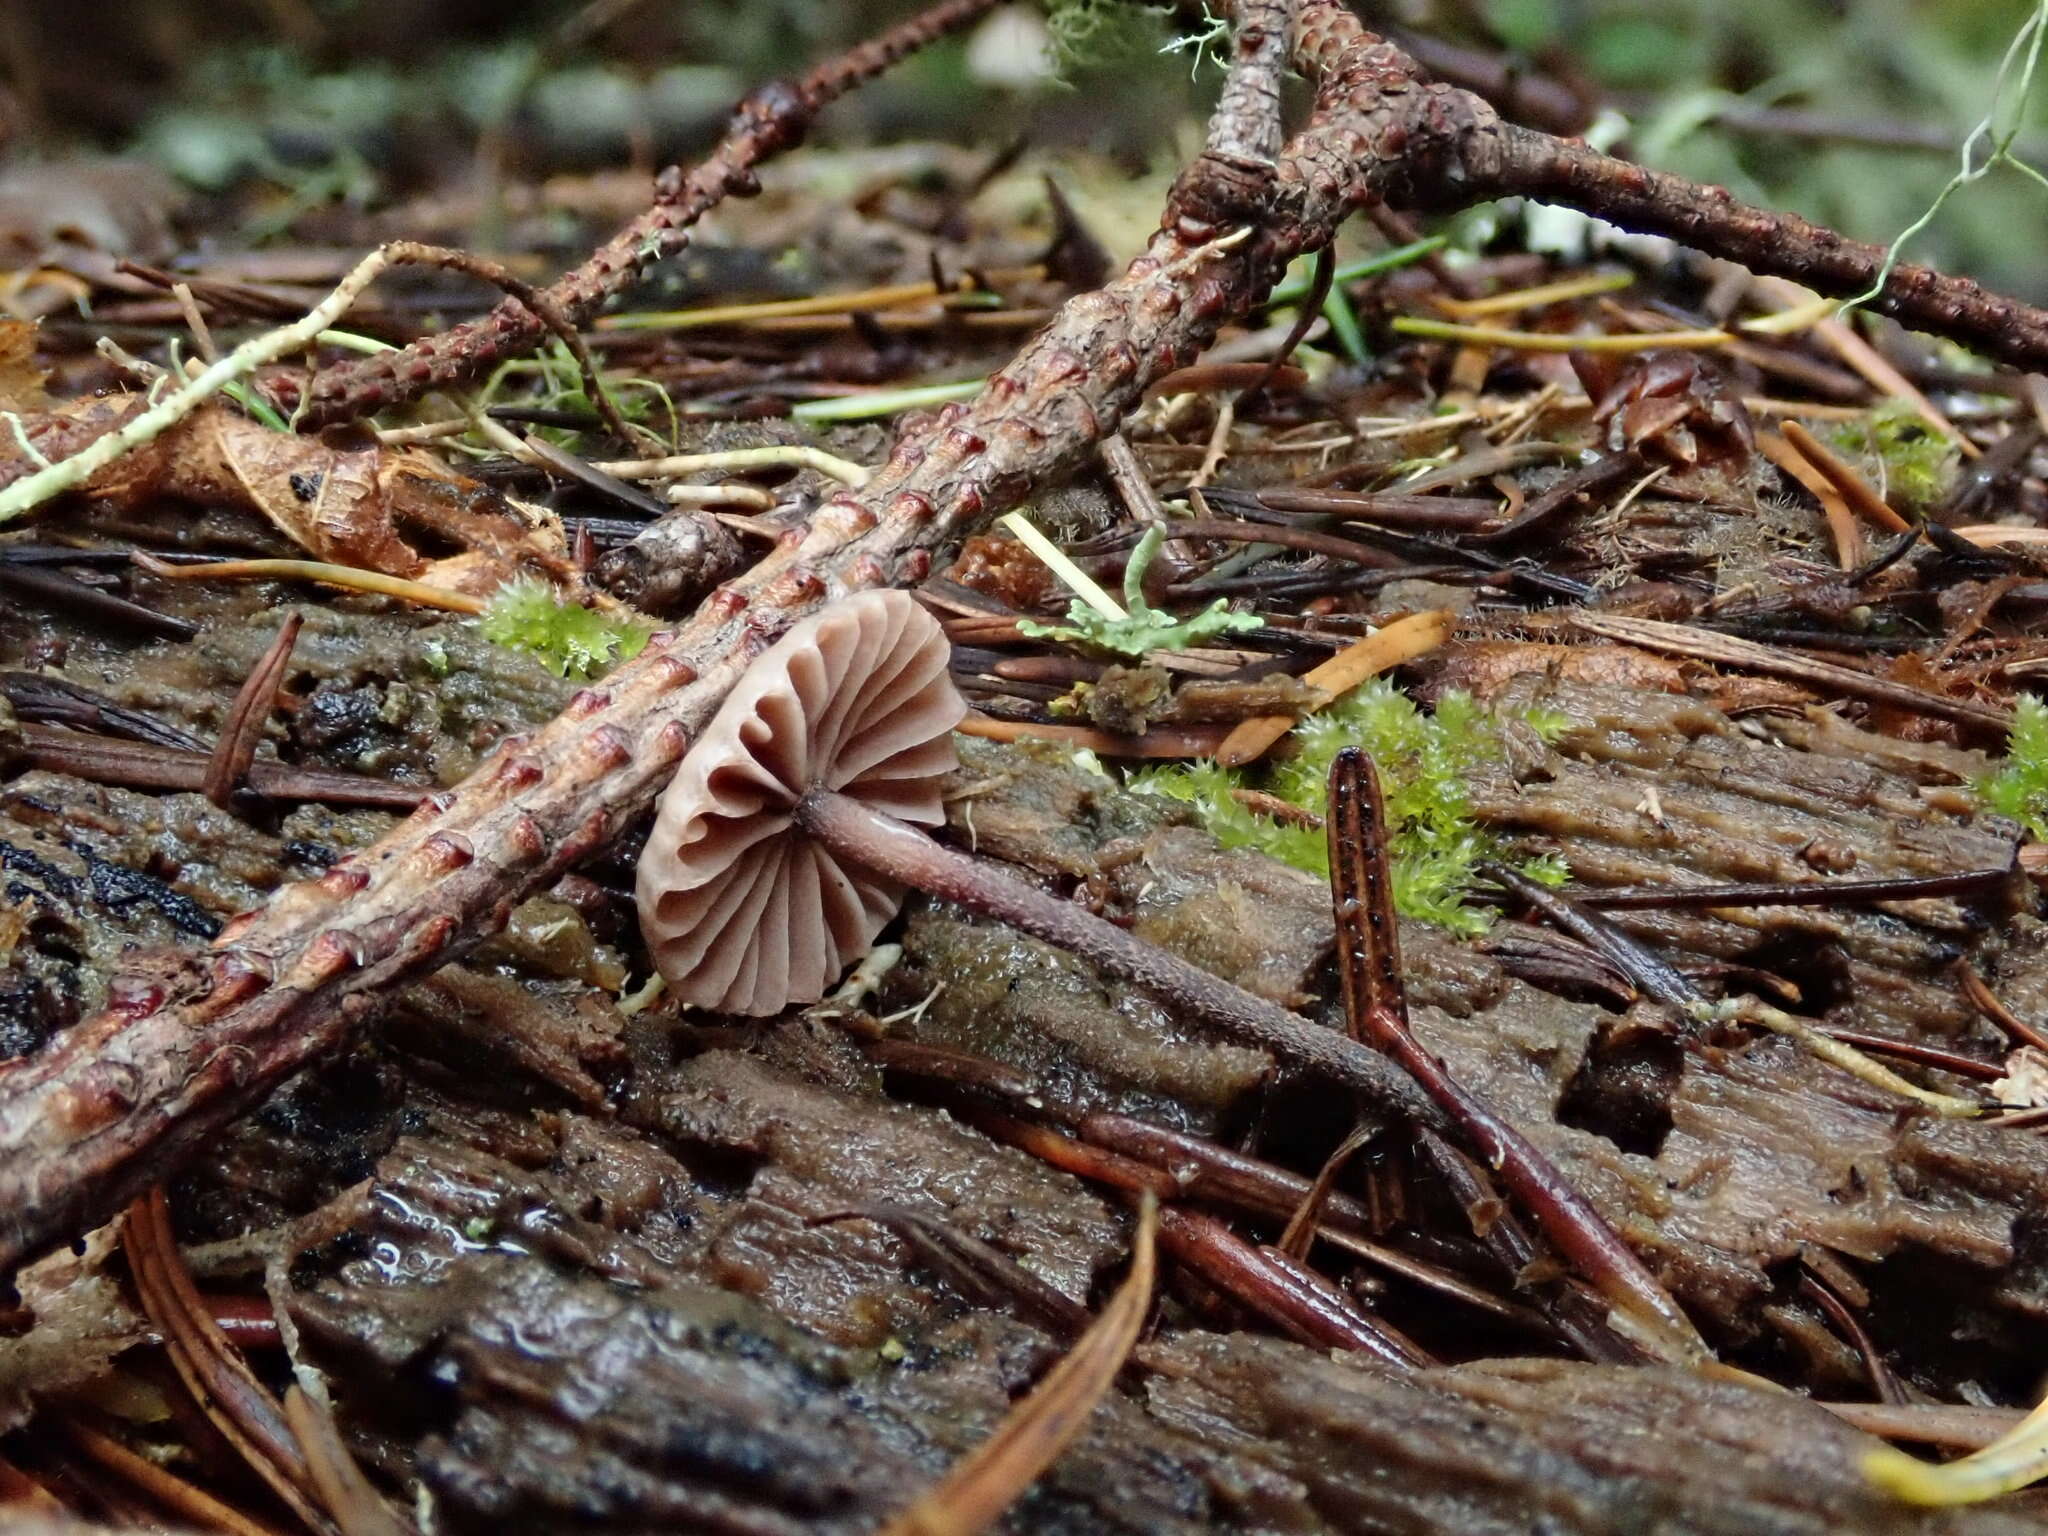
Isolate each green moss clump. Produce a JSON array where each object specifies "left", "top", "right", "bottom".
[
  {"left": 1130, "top": 680, "right": 1570, "bottom": 935},
  {"left": 1825, "top": 398, "right": 1958, "bottom": 512},
  {"left": 1978, "top": 694, "right": 2048, "bottom": 838},
  {"left": 476, "top": 577, "right": 652, "bottom": 678}
]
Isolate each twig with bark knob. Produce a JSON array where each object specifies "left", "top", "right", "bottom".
[{"left": 288, "top": 0, "right": 1001, "bottom": 428}]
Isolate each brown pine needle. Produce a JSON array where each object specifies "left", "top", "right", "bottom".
[
  {"left": 598, "top": 279, "right": 946, "bottom": 330},
  {"left": 134, "top": 553, "right": 487, "bottom": 613},
  {"left": 878, "top": 1196, "right": 1157, "bottom": 1536},
  {"left": 204, "top": 612, "right": 301, "bottom": 810},
  {"left": 957, "top": 713, "right": 1229, "bottom": 759},
  {"left": 1216, "top": 609, "right": 1452, "bottom": 768},
  {"left": 1952, "top": 524, "right": 2048, "bottom": 548},
  {"left": 1757, "top": 430, "right": 1865, "bottom": 569},
  {"left": 1779, "top": 419, "right": 1913, "bottom": 534}
]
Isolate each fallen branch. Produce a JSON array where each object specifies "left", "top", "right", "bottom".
[{"left": 287, "top": 0, "right": 1002, "bottom": 429}]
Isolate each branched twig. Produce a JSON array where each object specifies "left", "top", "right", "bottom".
[
  {"left": 373, "top": 241, "right": 654, "bottom": 450},
  {"left": 287, "top": 0, "right": 1001, "bottom": 429}
]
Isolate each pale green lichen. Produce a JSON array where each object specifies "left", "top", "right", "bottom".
[
  {"left": 1129, "top": 680, "right": 1571, "bottom": 935},
  {"left": 476, "top": 577, "right": 652, "bottom": 678},
  {"left": 1043, "top": 0, "right": 1168, "bottom": 77},
  {"left": 1017, "top": 524, "right": 1262, "bottom": 659}
]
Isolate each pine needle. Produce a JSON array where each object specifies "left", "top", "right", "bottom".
[
  {"left": 1868, "top": 1391, "right": 2048, "bottom": 1504},
  {"left": 133, "top": 554, "right": 486, "bottom": 614},
  {"left": 878, "top": 1196, "right": 1157, "bottom": 1536}
]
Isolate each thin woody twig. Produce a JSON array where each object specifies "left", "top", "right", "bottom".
[
  {"left": 290, "top": 0, "right": 1001, "bottom": 428},
  {"left": 376, "top": 241, "right": 655, "bottom": 450}
]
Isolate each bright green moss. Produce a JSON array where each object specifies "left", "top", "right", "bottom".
[
  {"left": 1129, "top": 680, "right": 1570, "bottom": 936},
  {"left": 1978, "top": 694, "right": 2048, "bottom": 839},
  {"left": 476, "top": 577, "right": 653, "bottom": 678},
  {"left": 1825, "top": 398, "right": 1958, "bottom": 512}
]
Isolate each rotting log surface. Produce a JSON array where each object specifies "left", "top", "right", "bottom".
[{"left": 11, "top": 0, "right": 2048, "bottom": 1273}]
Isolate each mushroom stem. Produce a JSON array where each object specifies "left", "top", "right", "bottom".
[{"left": 791, "top": 787, "right": 1439, "bottom": 1125}]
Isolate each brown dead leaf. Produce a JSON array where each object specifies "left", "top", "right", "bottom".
[
  {"left": 0, "top": 318, "right": 48, "bottom": 412},
  {"left": 0, "top": 397, "right": 576, "bottom": 590},
  {"left": 0, "top": 1221, "right": 145, "bottom": 1434}
]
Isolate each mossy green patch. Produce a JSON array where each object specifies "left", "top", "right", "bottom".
[
  {"left": 1978, "top": 693, "right": 2048, "bottom": 838},
  {"left": 476, "top": 577, "right": 653, "bottom": 679},
  {"left": 1825, "top": 398, "right": 1959, "bottom": 511},
  {"left": 1129, "top": 680, "right": 1570, "bottom": 935}
]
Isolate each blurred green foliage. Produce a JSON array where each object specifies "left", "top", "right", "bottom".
[
  {"left": 9, "top": 0, "right": 2047, "bottom": 295},
  {"left": 1463, "top": 0, "right": 2048, "bottom": 297}
]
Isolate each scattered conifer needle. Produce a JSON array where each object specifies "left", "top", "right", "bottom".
[
  {"left": 1730, "top": 1000, "right": 1981, "bottom": 1118},
  {"left": 1756, "top": 430, "right": 1864, "bottom": 569},
  {"left": 593, "top": 444, "right": 871, "bottom": 487},
  {"left": 879, "top": 1195, "right": 1157, "bottom": 1536},
  {"left": 596, "top": 279, "right": 949, "bottom": 330},
  {"left": 791, "top": 379, "right": 988, "bottom": 423},
  {"left": 1953, "top": 524, "right": 2048, "bottom": 547},
  {"left": 1000, "top": 509, "right": 1126, "bottom": 620},
  {"left": 1778, "top": 419, "right": 1913, "bottom": 533},
  {"left": 1261, "top": 237, "right": 1447, "bottom": 306},
  {"left": 1390, "top": 318, "right": 1731, "bottom": 351},
  {"left": 134, "top": 554, "right": 486, "bottom": 613},
  {"left": 1436, "top": 269, "right": 1634, "bottom": 318},
  {"left": 1216, "top": 609, "right": 1452, "bottom": 768},
  {"left": 1868, "top": 1390, "right": 2048, "bottom": 1504},
  {"left": 1741, "top": 294, "right": 1842, "bottom": 334}
]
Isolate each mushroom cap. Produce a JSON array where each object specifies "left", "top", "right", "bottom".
[{"left": 637, "top": 589, "right": 965, "bottom": 1015}]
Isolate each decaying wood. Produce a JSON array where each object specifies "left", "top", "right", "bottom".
[{"left": 9, "top": 0, "right": 2048, "bottom": 1277}]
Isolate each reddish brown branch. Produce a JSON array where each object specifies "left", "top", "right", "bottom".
[{"left": 288, "top": 0, "right": 1000, "bottom": 428}]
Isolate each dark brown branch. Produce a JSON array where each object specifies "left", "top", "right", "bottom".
[
  {"left": 1326, "top": 749, "right": 1706, "bottom": 1363},
  {"left": 14, "top": 723, "right": 424, "bottom": 810},
  {"left": 1455, "top": 122, "right": 2048, "bottom": 373}
]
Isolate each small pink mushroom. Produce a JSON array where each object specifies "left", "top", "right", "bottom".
[
  {"left": 637, "top": 589, "right": 964, "bottom": 1014},
  {"left": 634, "top": 590, "right": 1433, "bottom": 1128}
]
